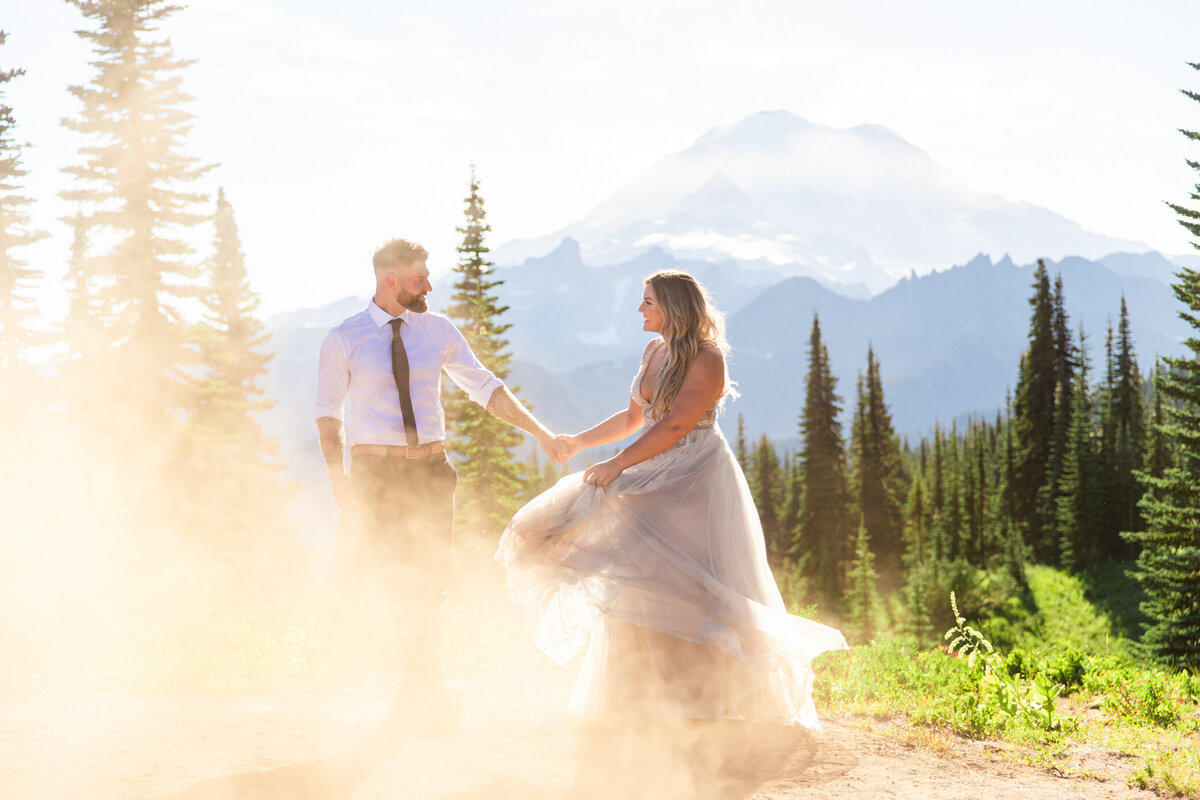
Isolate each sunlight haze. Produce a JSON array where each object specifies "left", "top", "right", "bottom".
[{"left": 6, "top": 0, "right": 1200, "bottom": 316}]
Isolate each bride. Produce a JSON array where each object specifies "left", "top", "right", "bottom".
[{"left": 496, "top": 270, "right": 846, "bottom": 729}]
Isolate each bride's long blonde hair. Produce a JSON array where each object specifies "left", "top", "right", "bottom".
[{"left": 646, "top": 270, "right": 738, "bottom": 418}]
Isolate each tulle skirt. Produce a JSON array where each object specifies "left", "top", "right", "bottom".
[{"left": 495, "top": 424, "right": 848, "bottom": 728}]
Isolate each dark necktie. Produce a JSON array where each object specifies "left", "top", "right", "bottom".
[{"left": 388, "top": 318, "right": 419, "bottom": 446}]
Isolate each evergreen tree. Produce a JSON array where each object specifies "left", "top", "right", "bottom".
[
  {"left": 901, "top": 477, "right": 934, "bottom": 643},
  {"left": 780, "top": 452, "right": 803, "bottom": 555},
  {"left": 943, "top": 421, "right": 965, "bottom": 561},
  {"left": 522, "top": 442, "right": 563, "bottom": 501},
  {"left": 59, "top": 0, "right": 214, "bottom": 422},
  {"left": 1108, "top": 296, "right": 1147, "bottom": 555},
  {"left": 997, "top": 399, "right": 1026, "bottom": 585},
  {"left": 750, "top": 434, "right": 786, "bottom": 566},
  {"left": 849, "top": 346, "right": 905, "bottom": 588},
  {"left": 1013, "top": 260, "right": 1059, "bottom": 561},
  {"left": 798, "top": 314, "right": 852, "bottom": 603},
  {"left": 735, "top": 412, "right": 749, "bottom": 474},
  {"left": 1122, "top": 63, "right": 1200, "bottom": 670},
  {"left": 845, "top": 519, "right": 880, "bottom": 644},
  {"left": 185, "top": 188, "right": 292, "bottom": 552},
  {"left": 1055, "top": 328, "right": 1099, "bottom": 570},
  {"left": 444, "top": 169, "right": 524, "bottom": 535},
  {"left": 1144, "top": 361, "right": 1173, "bottom": 480},
  {"left": 928, "top": 421, "right": 947, "bottom": 563},
  {"left": 0, "top": 32, "right": 47, "bottom": 391},
  {"left": 1034, "top": 275, "right": 1076, "bottom": 564},
  {"left": 998, "top": 393, "right": 1019, "bottom": 549}
]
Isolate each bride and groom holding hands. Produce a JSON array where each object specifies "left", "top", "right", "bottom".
[{"left": 314, "top": 236, "right": 846, "bottom": 735}]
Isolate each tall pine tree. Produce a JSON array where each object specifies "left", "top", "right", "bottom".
[
  {"left": 59, "top": 0, "right": 213, "bottom": 422},
  {"left": 0, "top": 32, "right": 47, "bottom": 392},
  {"left": 750, "top": 434, "right": 786, "bottom": 566},
  {"left": 1121, "top": 62, "right": 1200, "bottom": 670},
  {"left": 1013, "top": 260, "right": 1060, "bottom": 562},
  {"left": 901, "top": 477, "right": 935, "bottom": 643},
  {"left": 1108, "top": 296, "right": 1146, "bottom": 556},
  {"left": 1055, "top": 328, "right": 1099, "bottom": 571},
  {"left": 735, "top": 412, "right": 749, "bottom": 474},
  {"left": 185, "top": 188, "right": 293, "bottom": 554},
  {"left": 798, "top": 314, "right": 852, "bottom": 604},
  {"left": 849, "top": 345, "right": 906, "bottom": 588},
  {"left": 845, "top": 518, "right": 880, "bottom": 644},
  {"left": 444, "top": 169, "right": 524, "bottom": 535}
]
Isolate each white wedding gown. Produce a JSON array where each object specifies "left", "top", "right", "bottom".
[{"left": 496, "top": 342, "right": 847, "bottom": 728}]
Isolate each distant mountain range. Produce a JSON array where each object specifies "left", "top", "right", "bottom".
[
  {"left": 495, "top": 110, "right": 1144, "bottom": 296},
  {"left": 265, "top": 110, "right": 1195, "bottom": 511},
  {"left": 265, "top": 250, "right": 1191, "bottom": 469}
]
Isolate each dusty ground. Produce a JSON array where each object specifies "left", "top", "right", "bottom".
[
  {"left": 0, "top": 546, "right": 1168, "bottom": 799},
  {"left": 1, "top": 664, "right": 1164, "bottom": 800}
]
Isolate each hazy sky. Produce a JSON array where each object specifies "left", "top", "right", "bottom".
[{"left": 7, "top": 0, "right": 1200, "bottom": 318}]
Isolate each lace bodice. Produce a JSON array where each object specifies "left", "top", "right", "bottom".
[{"left": 631, "top": 339, "right": 717, "bottom": 429}]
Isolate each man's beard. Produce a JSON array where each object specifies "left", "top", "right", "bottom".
[{"left": 397, "top": 289, "right": 428, "bottom": 313}]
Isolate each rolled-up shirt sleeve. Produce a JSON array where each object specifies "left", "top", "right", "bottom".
[
  {"left": 441, "top": 322, "right": 504, "bottom": 408},
  {"left": 315, "top": 329, "right": 349, "bottom": 420}
]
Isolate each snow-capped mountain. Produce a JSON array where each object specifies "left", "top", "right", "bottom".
[{"left": 496, "top": 111, "right": 1143, "bottom": 295}]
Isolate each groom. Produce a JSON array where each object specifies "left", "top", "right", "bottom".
[{"left": 315, "top": 237, "right": 565, "bottom": 724}]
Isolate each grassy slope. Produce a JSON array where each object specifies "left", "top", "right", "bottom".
[{"left": 810, "top": 562, "right": 1200, "bottom": 797}]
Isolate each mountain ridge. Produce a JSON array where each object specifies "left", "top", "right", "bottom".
[{"left": 495, "top": 110, "right": 1143, "bottom": 294}]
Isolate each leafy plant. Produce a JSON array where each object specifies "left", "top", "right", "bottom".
[{"left": 942, "top": 592, "right": 1067, "bottom": 732}]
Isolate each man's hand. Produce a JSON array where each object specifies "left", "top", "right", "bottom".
[
  {"left": 318, "top": 416, "right": 357, "bottom": 523},
  {"left": 331, "top": 472, "right": 356, "bottom": 518},
  {"left": 539, "top": 434, "right": 571, "bottom": 464},
  {"left": 553, "top": 434, "right": 583, "bottom": 463}
]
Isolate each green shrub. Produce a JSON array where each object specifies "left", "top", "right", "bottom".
[
  {"left": 1047, "top": 647, "right": 1087, "bottom": 690},
  {"left": 1104, "top": 670, "right": 1184, "bottom": 728}
]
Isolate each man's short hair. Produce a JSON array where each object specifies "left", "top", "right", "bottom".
[{"left": 373, "top": 238, "right": 428, "bottom": 276}]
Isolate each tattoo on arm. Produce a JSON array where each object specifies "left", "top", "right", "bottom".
[{"left": 487, "top": 387, "right": 545, "bottom": 437}]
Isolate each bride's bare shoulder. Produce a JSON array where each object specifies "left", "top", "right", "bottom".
[
  {"left": 691, "top": 345, "right": 725, "bottom": 375},
  {"left": 696, "top": 341, "right": 726, "bottom": 363}
]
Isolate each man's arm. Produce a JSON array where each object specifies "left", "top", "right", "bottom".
[
  {"left": 317, "top": 416, "right": 354, "bottom": 513},
  {"left": 486, "top": 386, "right": 568, "bottom": 462}
]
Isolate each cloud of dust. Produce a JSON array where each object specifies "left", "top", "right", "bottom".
[{"left": 0, "top": 346, "right": 804, "bottom": 800}]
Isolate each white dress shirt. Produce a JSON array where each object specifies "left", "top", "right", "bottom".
[{"left": 315, "top": 301, "right": 505, "bottom": 447}]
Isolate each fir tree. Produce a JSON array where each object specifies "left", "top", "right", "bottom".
[
  {"left": 59, "top": 0, "right": 214, "bottom": 421},
  {"left": 1013, "top": 260, "right": 1059, "bottom": 561},
  {"left": 943, "top": 421, "right": 965, "bottom": 561},
  {"left": 1034, "top": 275, "right": 1075, "bottom": 564},
  {"left": 1108, "top": 296, "right": 1146, "bottom": 555},
  {"left": 1144, "top": 361, "right": 1173, "bottom": 480},
  {"left": 1055, "top": 328, "right": 1099, "bottom": 571},
  {"left": 185, "top": 188, "right": 292, "bottom": 552},
  {"left": 0, "top": 32, "right": 47, "bottom": 390},
  {"left": 780, "top": 453, "right": 803, "bottom": 557},
  {"left": 735, "top": 412, "right": 749, "bottom": 474},
  {"left": 1122, "top": 63, "right": 1200, "bottom": 670},
  {"left": 798, "top": 314, "right": 852, "bottom": 603},
  {"left": 849, "top": 346, "right": 905, "bottom": 588},
  {"left": 846, "top": 519, "right": 880, "bottom": 644},
  {"left": 750, "top": 434, "right": 786, "bottom": 566},
  {"left": 928, "top": 421, "right": 947, "bottom": 563},
  {"left": 521, "top": 442, "right": 563, "bottom": 501},
  {"left": 901, "top": 477, "right": 934, "bottom": 643},
  {"left": 444, "top": 169, "right": 524, "bottom": 535}
]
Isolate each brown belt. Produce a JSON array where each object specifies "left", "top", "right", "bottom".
[{"left": 352, "top": 442, "right": 446, "bottom": 459}]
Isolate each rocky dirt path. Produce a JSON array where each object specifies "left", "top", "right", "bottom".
[
  {"left": 0, "top": 555, "right": 1165, "bottom": 799},
  {"left": 1, "top": 666, "right": 1161, "bottom": 800}
]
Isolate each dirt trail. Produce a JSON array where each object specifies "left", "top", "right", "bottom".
[
  {"left": 0, "top": 554, "right": 1162, "bottom": 799},
  {"left": 1, "top": 669, "right": 1160, "bottom": 800}
]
